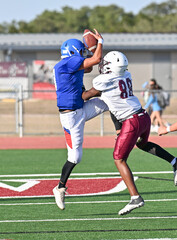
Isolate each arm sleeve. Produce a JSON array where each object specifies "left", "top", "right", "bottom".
[
  {"left": 67, "top": 56, "right": 85, "bottom": 73},
  {"left": 93, "top": 76, "right": 118, "bottom": 91}
]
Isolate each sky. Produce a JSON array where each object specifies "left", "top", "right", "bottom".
[{"left": 0, "top": 0, "right": 166, "bottom": 23}]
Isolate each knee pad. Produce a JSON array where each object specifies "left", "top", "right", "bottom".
[
  {"left": 136, "top": 137, "right": 146, "bottom": 150},
  {"left": 68, "top": 148, "right": 83, "bottom": 164}
]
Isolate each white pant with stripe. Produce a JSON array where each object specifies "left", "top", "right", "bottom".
[{"left": 59, "top": 98, "right": 108, "bottom": 164}]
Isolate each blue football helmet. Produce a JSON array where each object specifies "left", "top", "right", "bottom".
[{"left": 61, "top": 38, "right": 85, "bottom": 58}]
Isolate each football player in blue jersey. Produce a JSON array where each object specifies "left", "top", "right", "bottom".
[{"left": 53, "top": 29, "right": 109, "bottom": 210}]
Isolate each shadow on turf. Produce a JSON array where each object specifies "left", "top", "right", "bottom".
[
  {"left": 132, "top": 211, "right": 177, "bottom": 215},
  {"left": 1, "top": 185, "right": 176, "bottom": 202},
  {"left": 65, "top": 189, "right": 177, "bottom": 199},
  {"left": 138, "top": 176, "right": 173, "bottom": 182},
  {"left": 0, "top": 197, "right": 53, "bottom": 203},
  {"left": 1, "top": 189, "right": 176, "bottom": 202},
  {"left": 77, "top": 212, "right": 116, "bottom": 217}
]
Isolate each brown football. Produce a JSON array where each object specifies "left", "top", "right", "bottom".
[{"left": 83, "top": 29, "right": 98, "bottom": 53}]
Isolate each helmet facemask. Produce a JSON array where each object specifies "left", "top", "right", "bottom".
[{"left": 98, "top": 59, "right": 111, "bottom": 74}]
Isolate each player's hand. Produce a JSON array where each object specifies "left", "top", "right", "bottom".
[
  {"left": 90, "top": 28, "right": 103, "bottom": 41},
  {"left": 158, "top": 126, "right": 168, "bottom": 136}
]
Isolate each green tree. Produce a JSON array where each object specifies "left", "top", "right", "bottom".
[
  {"left": 28, "top": 10, "right": 63, "bottom": 33},
  {"left": 8, "top": 20, "right": 19, "bottom": 33},
  {"left": 119, "top": 12, "right": 135, "bottom": 32},
  {"left": 133, "top": 13, "right": 153, "bottom": 32},
  {"left": 18, "top": 21, "right": 33, "bottom": 33},
  {"left": 61, "top": 6, "right": 90, "bottom": 33},
  {"left": 88, "top": 5, "right": 126, "bottom": 32},
  {"left": 1, "top": 1, "right": 177, "bottom": 33},
  {"left": 138, "top": 0, "right": 177, "bottom": 32},
  {"left": 140, "top": 0, "right": 177, "bottom": 16},
  {"left": 0, "top": 23, "right": 8, "bottom": 33}
]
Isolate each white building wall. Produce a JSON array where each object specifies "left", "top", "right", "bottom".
[
  {"left": 171, "top": 52, "right": 177, "bottom": 91},
  {"left": 36, "top": 51, "right": 59, "bottom": 61},
  {"left": 0, "top": 50, "right": 4, "bottom": 61}
]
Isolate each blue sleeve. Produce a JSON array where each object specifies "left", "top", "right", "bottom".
[
  {"left": 66, "top": 56, "right": 85, "bottom": 73},
  {"left": 144, "top": 94, "right": 154, "bottom": 109}
]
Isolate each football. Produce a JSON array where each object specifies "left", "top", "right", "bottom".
[{"left": 83, "top": 29, "right": 98, "bottom": 53}]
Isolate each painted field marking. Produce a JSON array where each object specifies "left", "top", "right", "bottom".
[
  {"left": 0, "top": 198, "right": 177, "bottom": 206},
  {"left": 0, "top": 176, "right": 130, "bottom": 198},
  {"left": 0, "top": 179, "right": 40, "bottom": 192},
  {"left": 0, "top": 171, "right": 174, "bottom": 199},
  {"left": 0, "top": 171, "right": 173, "bottom": 178},
  {"left": 1, "top": 216, "right": 177, "bottom": 223}
]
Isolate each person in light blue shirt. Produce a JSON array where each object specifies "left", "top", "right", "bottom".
[
  {"left": 144, "top": 79, "right": 165, "bottom": 130},
  {"left": 144, "top": 92, "right": 162, "bottom": 111}
]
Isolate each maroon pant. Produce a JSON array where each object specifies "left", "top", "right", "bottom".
[{"left": 113, "top": 111, "right": 151, "bottom": 160}]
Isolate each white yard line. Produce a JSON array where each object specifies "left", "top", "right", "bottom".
[
  {"left": 0, "top": 176, "right": 125, "bottom": 181},
  {"left": 0, "top": 198, "right": 177, "bottom": 206},
  {"left": 1, "top": 216, "right": 177, "bottom": 223},
  {"left": 0, "top": 171, "right": 173, "bottom": 178}
]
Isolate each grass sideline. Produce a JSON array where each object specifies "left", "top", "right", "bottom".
[{"left": 0, "top": 148, "right": 177, "bottom": 240}]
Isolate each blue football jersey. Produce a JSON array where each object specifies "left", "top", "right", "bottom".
[{"left": 54, "top": 56, "right": 85, "bottom": 110}]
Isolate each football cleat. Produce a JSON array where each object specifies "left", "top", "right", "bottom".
[
  {"left": 118, "top": 196, "right": 144, "bottom": 215},
  {"left": 53, "top": 186, "right": 67, "bottom": 210},
  {"left": 173, "top": 160, "right": 177, "bottom": 186}
]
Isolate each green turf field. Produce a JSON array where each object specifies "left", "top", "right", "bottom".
[{"left": 0, "top": 148, "right": 177, "bottom": 240}]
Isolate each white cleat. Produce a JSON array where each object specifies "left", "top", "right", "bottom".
[
  {"left": 174, "top": 170, "right": 177, "bottom": 186},
  {"left": 173, "top": 158, "right": 177, "bottom": 186},
  {"left": 53, "top": 186, "right": 67, "bottom": 210},
  {"left": 173, "top": 160, "right": 177, "bottom": 186},
  {"left": 118, "top": 196, "right": 144, "bottom": 215}
]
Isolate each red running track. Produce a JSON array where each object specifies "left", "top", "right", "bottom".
[{"left": 0, "top": 135, "right": 177, "bottom": 149}]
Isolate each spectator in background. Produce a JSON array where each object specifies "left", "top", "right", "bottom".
[
  {"left": 141, "top": 81, "right": 152, "bottom": 115},
  {"left": 141, "top": 81, "right": 149, "bottom": 103},
  {"left": 144, "top": 79, "right": 168, "bottom": 132}
]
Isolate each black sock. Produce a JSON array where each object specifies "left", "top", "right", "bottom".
[
  {"left": 137, "top": 141, "right": 175, "bottom": 164},
  {"left": 58, "top": 161, "right": 76, "bottom": 188}
]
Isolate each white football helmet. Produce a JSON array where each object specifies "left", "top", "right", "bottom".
[{"left": 99, "top": 51, "right": 128, "bottom": 76}]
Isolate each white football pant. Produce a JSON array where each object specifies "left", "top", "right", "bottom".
[{"left": 59, "top": 98, "right": 108, "bottom": 164}]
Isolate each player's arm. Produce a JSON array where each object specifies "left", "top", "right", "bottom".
[
  {"left": 82, "top": 87, "right": 101, "bottom": 100},
  {"left": 79, "top": 29, "right": 103, "bottom": 70},
  {"left": 84, "top": 54, "right": 93, "bottom": 73},
  {"left": 158, "top": 122, "right": 177, "bottom": 136},
  {"left": 84, "top": 66, "right": 93, "bottom": 73}
]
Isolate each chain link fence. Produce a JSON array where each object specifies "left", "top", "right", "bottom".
[{"left": 1, "top": 88, "right": 177, "bottom": 137}]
